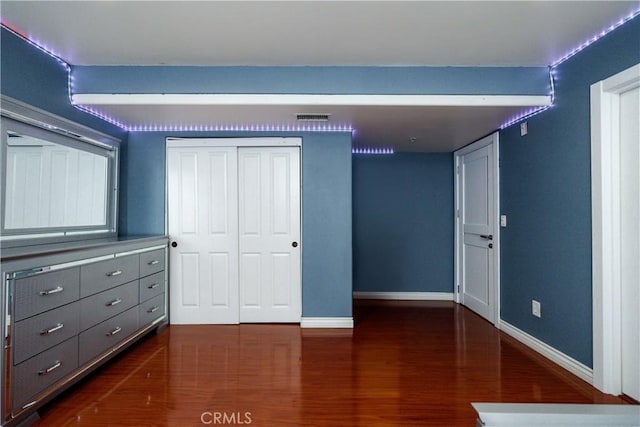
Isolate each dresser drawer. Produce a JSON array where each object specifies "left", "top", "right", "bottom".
[
  {"left": 78, "top": 307, "right": 138, "bottom": 365},
  {"left": 139, "top": 271, "right": 165, "bottom": 303},
  {"left": 139, "top": 294, "right": 165, "bottom": 327},
  {"left": 139, "top": 249, "right": 165, "bottom": 277},
  {"left": 80, "top": 281, "right": 138, "bottom": 331},
  {"left": 14, "top": 268, "right": 80, "bottom": 321},
  {"left": 13, "top": 302, "right": 79, "bottom": 365},
  {"left": 12, "top": 336, "right": 78, "bottom": 412},
  {"left": 80, "top": 255, "right": 139, "bottom": 297}
]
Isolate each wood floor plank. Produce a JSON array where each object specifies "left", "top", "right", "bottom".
[{"left": 36, "top": 300, "right": 628, "bottom": 426}]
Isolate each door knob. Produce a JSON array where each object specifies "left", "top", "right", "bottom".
[
  {"left": 480, "top": 235, "right": 493, "bottom": 240},
  {"left": 292, "top": 241, "right": 298, "bottom": 248},
  {"left": 171, "top": 241, "right": 178, "bottom": 248},
  {"left": 488, "top": 243, "right": 493, "bottom": 249}
]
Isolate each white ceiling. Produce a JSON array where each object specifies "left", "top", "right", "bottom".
[{"left": 2, "top": 1, "right": 638, "bottom": 151}]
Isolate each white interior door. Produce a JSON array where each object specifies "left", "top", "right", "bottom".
[
  {"left": 456, "top": 133, "right": 498, "bottom": 324},
  {"left": 620, "top": 86, "right": 640, "bottom": 401},
  {"left": 167, "top": 146, "right": 239, "bottom": 324},
  {"left": 238, "top": 147, "right": 301, "bottom": 323}
]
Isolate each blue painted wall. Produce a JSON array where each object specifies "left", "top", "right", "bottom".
[
  {"left": 2, "top": 26, "right": 352, "bottom": 319},
  {"left": 0, "top": 28, "right": 125, "bottom": 139},
  {"left": 353, "top": 154, "right": 454, "bottom": 293},
  {"left": 499, "top": 16, "right": 640, "bottom": 367},
  {"left": 301, "top": 133, "right": 353, "bottom": 317},
  {"left": 120, "top": 131, "right": 353, "bottom": 319},
  {"left": 72, "top": 66, "right": 550, "bottom": 95},
  {"left": 118, "top": 133, "right": 166, "bottom": 235}
]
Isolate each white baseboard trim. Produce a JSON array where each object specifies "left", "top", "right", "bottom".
[
  {"left": 353, "top": 291, "right": 454, "bottom": 301},
  {"left": 499, "top": 321, "right": 593, "bottom": 384},
  {"left": 300, "top": 317, "right": 354, "bottom": 328}
]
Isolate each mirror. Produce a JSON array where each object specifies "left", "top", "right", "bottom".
[
  {"left": 1, "top": 110, "right": 118, "bottom": 243},
  {"left": 5, "top": 132, "right": 108, "bottom": 229}
]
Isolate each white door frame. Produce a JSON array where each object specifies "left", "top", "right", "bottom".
[
  {"left": 454, "top": 132, "right": 501, "bottom": 325},
  {"left": 591, "top": 63, "right": 640, "bottom": 395}
]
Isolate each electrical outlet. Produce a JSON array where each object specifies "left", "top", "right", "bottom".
[
  {"left": 532, "top": 300, "right": 541, "bottom": 318},
  {"left": 521, "top": 121, "right": 528, "bottom": 136}
]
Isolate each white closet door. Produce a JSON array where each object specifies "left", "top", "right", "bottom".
[
  {"left": 167, "top": 146, "right": 239, "bottom": 324},
  {"left": 238, "top": 147, "right": 301, "bottom": 323}
]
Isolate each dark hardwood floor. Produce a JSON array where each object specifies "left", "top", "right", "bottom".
[{"left": 35, "top": 300, "right": 628, "bottom": 426}]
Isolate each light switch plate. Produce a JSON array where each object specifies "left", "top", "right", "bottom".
[
  {"left": 500, "top": 215, "right": 507, "bottom": 227},
  {"left": 521, "top": 121, "right": 528, "bottom": 136},
  {"left": 532, "top": 300, "right": 541, "bottom": 318}
]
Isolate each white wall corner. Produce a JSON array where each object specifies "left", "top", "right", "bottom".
[
  {"left": 499, "top": 321, "right": 593, "bottom": 385},
  {"left": 300, "top": 317, "right": 354, "bottom": 328},
  {"left": 352, "top": 291, "right": 454, "bottom": 301}
]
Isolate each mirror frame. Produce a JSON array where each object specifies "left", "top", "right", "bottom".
[{"left": 0, "top": 96, "right": 120, "bottom": 247}]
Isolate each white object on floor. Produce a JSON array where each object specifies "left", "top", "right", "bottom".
[{"left": 471, "top": 403, "right": 640, "bottom": 426}]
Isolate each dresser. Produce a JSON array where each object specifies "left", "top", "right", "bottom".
[{"left": 0, "top": 236, "right": 168, "bottom": 426}]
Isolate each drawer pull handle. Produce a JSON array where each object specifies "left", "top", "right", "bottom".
[
  {"left": 39, "top": 286, "right": 64, "bottom": 296},
  {"left": 38, "top": 361, "right": 61, "bottom": 376},
  {"left": 147, "top": 283, "right": 160, "bottom": 289},
  {"left": 21, "top": 401, "right": 38, "bottom": 410},
  {"left": 106, "top": 298, "right": 122, "bottom": 307},
  {"left": 147, "top": 306, "right": 160, "bottom": 313},
  {"left": 106, "top": 326, "right": 122, "bottom": 337},
  {"left": 148, "top": 260, "right": 160, "bottom": 266},
  {"left": 106, "top": 270, "right": 122, "bottom": 277},
  {"left": 40, "top": 323, "right": 64, "bottom": 335}
]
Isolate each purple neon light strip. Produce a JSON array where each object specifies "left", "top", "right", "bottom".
[
  {"left": 550, "top": 7, "right": 640, "bottom": 68},
  {"left": 3, "top": 7, "right": 640, "bottom": 133},
  {"left": 126, "top": 123, "right": 354, "bottom": 133},
  {"left": 1, "top": 23, "right": 129, "bottom": 129},
  {"left": 0, "top": 23, "right": 352, "bottom": 133},
  {"left": 352, "top": 147, "right": 394, "bottom": 155},
  {"left": 502, "top": 7, "right": 640, "bottom": 129}
]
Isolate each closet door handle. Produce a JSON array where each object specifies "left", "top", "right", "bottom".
[
  {"left": 292, "top": 241, "right": 298, "bottom": 248},
  {"left": 39, "top": 286, "right": 64, "bottom": 296}
]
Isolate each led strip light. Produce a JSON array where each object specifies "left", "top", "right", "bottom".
[
  {"left": 499, "top": 7, "right": 640, "bottom": 129},
  {"left": 2, "top": 6, "right": 639, "bottom": 145},
  {"left": 352, "top": 147, "right": 394, "bottom": 155}
]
